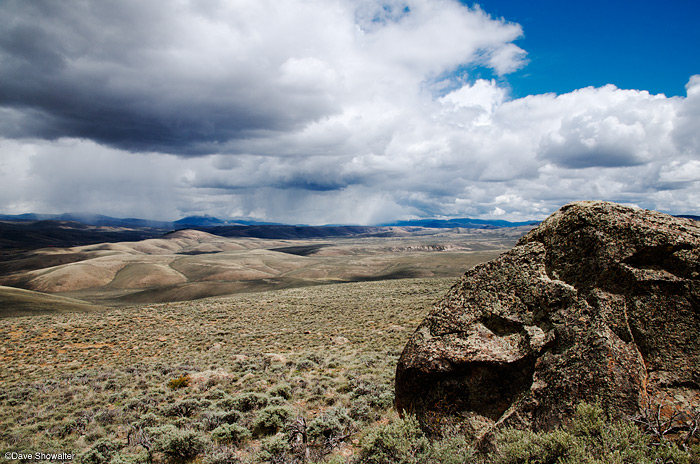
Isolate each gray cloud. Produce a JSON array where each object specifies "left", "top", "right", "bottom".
[
  {"left": 539, "top": 145, "right": 643, "bottom": 169},
  {"left": 0, "top": 1, "right": 345, "bottom": 153},
  {"left": 0, "top": 1, "right": 698, "bottom": 223},
  {"left": 0, "top": 0, "right": 523, "bottom": 155}
]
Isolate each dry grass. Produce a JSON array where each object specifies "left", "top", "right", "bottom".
[
  {"left": 1, "top": 228, "right": 696, "bottom": 463},
  {"left": 0, "top": 230, "right": 526, "bottom": 462},
  {"left": 0, "top": 277, "right": 456, "bottom": 462}
]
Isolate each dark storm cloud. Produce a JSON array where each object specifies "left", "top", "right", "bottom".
[
  {"left": 0, "top": 0, "right": 529, "bottom": 166},
  {"left": 189, "top": 154, "right": 364, "bottom": 192},
  {"left": 0, "top": 1, "right": 340, "bottom": 154},
  {"left": 540, "top": 147, "right": 644, "bottom": 169}
]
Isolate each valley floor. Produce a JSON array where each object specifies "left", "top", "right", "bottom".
[{"left": 0, "top": 227, "right": 525, "bottom": 310}]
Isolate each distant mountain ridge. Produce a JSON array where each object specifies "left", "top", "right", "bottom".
[
  {"left": 200, "top": 225, "right": 384, "bottom": 240},
  {"left": 0, "top": 212, "right": 173, "bottom": 229},
  {"left": 0, "top": 212, "right": 541, "bottom": 229},
  {"left": 0, "top": 212, "right": 541, "bottom": 250},
  {"left": 0, "top": 220, "right": 167, "bottom": 249},
  {"left": 174, "top": 215, "right": 227, "bottom": 227},
  {"left": 174, "top": 215, "right": 282, "bottom": 227},
  {"left": 2, "top": 210, "right": 694, "bottom": 251},
  {"left": 382, "top": 218, "right": 540, "bottom": 229}
]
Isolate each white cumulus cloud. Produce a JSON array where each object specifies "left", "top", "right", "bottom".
[{"left": 0, "top": 0, "right": 698, "bottom": 223}]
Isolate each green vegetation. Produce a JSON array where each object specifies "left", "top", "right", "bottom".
[
  {"left": 0, "top": 277, "right": 697, "bottom": 463},
  {"left": 356, "top": 414, "right": 477, "bottom": 464},
  {"left": 211, "top": 423, "right": 252, "bottom": 444},
  {"left": 355, "top": 403, "right": 699, "bottom": 464},
  {"left": 0, "top": 278, "right": 451, "bottom": 463},
  {"left": 492, "top": 402, "right": 698, "bottom": 464}
]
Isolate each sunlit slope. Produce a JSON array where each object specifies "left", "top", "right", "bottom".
[
  {"left": 0, "top": 230, "right": 294, "bottom": 293},
  {"left": 0, "top": 227, "right": 529, "bottom": 305}
]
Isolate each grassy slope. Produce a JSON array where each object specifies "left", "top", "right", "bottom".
[
  {"left": 1, "top": 277, "right": 696, "bottom": 463},
  {"left": 0, "top": 277, "right": 454, "bottom": 462},
  {"left": 0, "top": 285, "right": 104, "bottom": 317}
]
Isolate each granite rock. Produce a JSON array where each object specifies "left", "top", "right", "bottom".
[{"left": 395, "top": 201, "right": 700, "bottom": 438}]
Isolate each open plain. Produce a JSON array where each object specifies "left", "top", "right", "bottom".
[
  {"left": 0, "top": 276, "right": 455, "bottom": 462},
  {"left": 0, "top": 226, "right": 526, "bottom": 462},
  {"left": 2, "top": 222, "right": 695, "bottom": 463}
]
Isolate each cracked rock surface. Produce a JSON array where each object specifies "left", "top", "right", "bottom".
[{"left": 395, "top": 201, "right": 700, "bottom": 438}]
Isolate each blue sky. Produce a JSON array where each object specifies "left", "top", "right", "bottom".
[
  {"left": 471, "top": 0, "right": 700, "bottom": 97},
  {"left": 0, "top": 0, "right": 698, "bottom": 224}
]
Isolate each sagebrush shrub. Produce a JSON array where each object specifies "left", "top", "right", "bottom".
[
  {"left": 162, "top": 398, "right": 210, "bottom": 418},
  {"left": 307, "top": 407, "right": 355, "bottom": 445},
  {"left": 230, "top": 392, "right": 270, "bottom": 412},
  {"left": 256, "top": 433, "right": 291, "bottom": 463},
  {"left": 134, "top": 412, "right": 159, "bottom": 428},
  {"left": 424, "top": 432, "right": 476, "bottom": 464},
  {"left": 204, "top": 388, "right": 231, "bottom": 401},
  {"left": 356, "top": 415, "right": 429, "bottom": 464},
  {"left": 106, "top": 451, "right": 151, "bottom": 464},
  {"left": 78, "top": 438, "right": 122, "bottom": 464},
  {"left": 295, "top": 358, "right": 317, "bottom": 371},
  {"left": 211, "top": 423, "right": 252, "bottom": 444},
  {"left": 57, "top": 417, "right": 88, "bottom": 437},
  {"left": 79, "top": 448, "right": 109, "bottom": 464},
  {"left": 201, "top": 409, "right": 243, "bottom": 431},
  {"left": 149, "top": 424, "right": 206, "bottom": 463},
  {"left": 122, "top": 395, "right": 158, "bottom": 413},
  {"left": 348, "top": 398, "right": 378, "bottom": 424},
  {"left": 95, "top": 408, "right": 118, "bottom": 425},
  {"left": 355, "top": 417, "right": 478, "bottom": 464},
  {"left": 494, "top": 428, "right": 582, "bottom": 464},
  {"left": 268, "top": 383, "right": 292, "bottom": 400},
  {"left": 252, "top": 405, "right": 294, "bottom": 436},
  {"left": 350, "top": 378, "right": 394, "bottom": 410},
  {"left": 493, "top": 402, "right": 694, "bottom": 464},
  {"left": 203, "top": 448, "right": 242, "bottom": 464}
]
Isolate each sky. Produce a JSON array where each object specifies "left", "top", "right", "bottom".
[
  {"left": 468, "top": 0, "right": 700, "bottom": 98},
  {"left": 0, "top": 0, "right": 699, "bottom": 225}
]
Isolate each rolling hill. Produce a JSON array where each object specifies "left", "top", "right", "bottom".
[{"left": 0, "top": 227, "right": 531, "bottom": 306}]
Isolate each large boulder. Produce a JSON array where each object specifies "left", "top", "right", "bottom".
[{"left": 395, "top": 201, "right": 700, "bottom": 439}]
